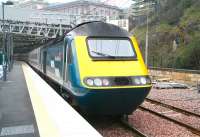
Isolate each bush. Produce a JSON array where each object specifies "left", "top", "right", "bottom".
[{"left": 175, "top": 38, "right": 200, "bottom": 69}]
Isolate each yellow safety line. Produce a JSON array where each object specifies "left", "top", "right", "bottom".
[{"left": 22, "top": 63, "right": 61, "bottom": 137}]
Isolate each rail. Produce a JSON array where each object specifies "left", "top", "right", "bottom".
[
  {"left": 140, "top": 98, "right": 200, "bottom": 136},
  {"left": 145, "top": 98, "right": 200, "bottom": 118},
  {"left": 120, "top": 117, "right": 148, "bottom": 137}
]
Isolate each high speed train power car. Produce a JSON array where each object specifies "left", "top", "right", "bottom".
[{"left": 28, "top": 21, "right": 151, "bottom": 115}]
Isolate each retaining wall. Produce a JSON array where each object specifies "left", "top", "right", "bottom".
[{"left": 149, "top": 68, "right": 200, "bottom": 85}]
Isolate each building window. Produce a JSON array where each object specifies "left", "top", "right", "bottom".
[
  {"left": 81, "top": 7, "right": 84, "bottom": 14},
  {"left": 123, "top": 20, "right": 127, "bottom": 27},
  {"left": 101, "top": 9, "right": 104, "bottom": 15},
  {"left": 83, "top": 8, "right": 85, "bottom": 14},
  {"left": 79, "top": 7, "right": 82, "bottom": 15}
]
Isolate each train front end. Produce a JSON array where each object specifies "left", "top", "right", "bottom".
[{"left": 68, "top": 22, "right": 152, "bottom": 115}]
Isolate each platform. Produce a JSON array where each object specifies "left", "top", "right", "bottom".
[
  {"left": 0, "top": 62, "right": 102, "bottom": 137},
  {"left": 0, "top": 62, "right": 39, "bottom": 137}
]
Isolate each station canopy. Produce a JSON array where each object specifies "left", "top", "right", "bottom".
[{"left": 0, "top": 6, "right": 103, "bottom": 54}]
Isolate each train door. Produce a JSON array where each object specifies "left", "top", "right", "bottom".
[{"left": 43, "top": 51, "right": 47, "bottom": 74}]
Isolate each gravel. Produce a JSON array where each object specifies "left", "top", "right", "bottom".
[
  {"left": 86, "top": 116, "right": 138, "bottom": 137},
  {"left": 141, "top": 101, "right": 200, "bottom": 130},
  {"left": 86, "top": 88, "right": 200, "bottom": 137},
  {"left": 129, "top": 109, "right": 199, "bottom": 137},
  {"left": 148, "top": 88, "right": 200, "bottom": 114}
]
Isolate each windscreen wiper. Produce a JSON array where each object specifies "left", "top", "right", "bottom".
[{"left": 91, "top": 51, "right": 116, "bottom": 58}]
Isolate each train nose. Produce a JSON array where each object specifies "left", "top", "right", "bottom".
[{"left": 75, "top": 87, "right": 151, "bottom": 115}]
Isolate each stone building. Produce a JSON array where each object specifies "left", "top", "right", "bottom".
[
  {"left": 44, "top": 0, "right": 122, "bottom": 19},
  {"left": 14, "top": 0, "right": 49, "bottom": 10}
]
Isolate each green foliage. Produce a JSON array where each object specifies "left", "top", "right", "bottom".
[
  {"left": 174, "top": 38, "right": 200, "bottom": 69},
  {"left": 180, "top": 4, "right": 200, "bottom": 28},
  {"left": 132, "top": 0, "right": 200, "bottom": 70},
  {"left": 156, "top": 0, "right": 196, "bottom": 25}
]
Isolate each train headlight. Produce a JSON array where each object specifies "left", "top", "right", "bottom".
[
  {"left": 94, "top": 78, "right": 102, "bottom": 86},
  {"left": 102, "top": 79, "right": 110, "bottom": 86},
  {"left": 133, "top": 76, "right": 151, "bottom": 85},
  {"left": 86, "top": 79, "right": 94, "bottom": 86},
  {"left": 134, "top": 77, "right": 141, "bottom": 85},
  {"left": 140, "top": 77, "right": 147, "bottom": 85},
  {"left": 84, "top": 77, "right": 111, "bottom": 87},
  {"left": 84, "top": 76, "right": 151, "bottom": 87}
]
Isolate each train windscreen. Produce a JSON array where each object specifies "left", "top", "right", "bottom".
[{"left": 87, "top": 37, "right": 137, "bottom": 60}]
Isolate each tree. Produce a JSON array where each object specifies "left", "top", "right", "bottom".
[
  {"left": 131, "top": 0, "right": 157, "bottom": 16},
  {"left": 175, "top": 38, "right": 200, "bottom": 70}
]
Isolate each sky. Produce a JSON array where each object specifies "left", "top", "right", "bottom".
[{"left": 0, "top": 0, "right": 133, "bottom": 8}]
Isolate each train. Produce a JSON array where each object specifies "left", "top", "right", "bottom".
[{"left": 28, "top": 21, "right": 152, "bottom": 115}]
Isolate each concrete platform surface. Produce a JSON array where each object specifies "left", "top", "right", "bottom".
[
  {"left": 1, "top": 61, "right": 102, "bottom": 137},
  {"left": 22, "top": 62, "right": 102, "bottom": 137},
  {"left": 0, "top": 62, "right": 40, "bottom": 137}
]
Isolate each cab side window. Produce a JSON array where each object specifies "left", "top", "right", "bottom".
[
  {"left": 67, "top": 45, "right": 72, "bottom": 64},
  {"left": 67, "top": 40, "right": 74, "bottom": 64}
]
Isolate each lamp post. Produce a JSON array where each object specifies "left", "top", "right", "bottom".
[
  {"left": 2, "top": 1, "right": 13, "bottom": 81},
  {"left": 145, "top": 0, "right": 149, "bottom": 66}
]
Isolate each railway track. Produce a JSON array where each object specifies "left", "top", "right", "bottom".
[
  {"left": 139, "top": 98, "right": 200, "bottom": 136},
  {"left": 120, "top": 116, "right": 148, "bottom": 137},
  {"left": 145, "top": 98, "right": 200, "bottom": 118},
  {"left": 87, "top": 115, "right": 148, "bottom": 137}
]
